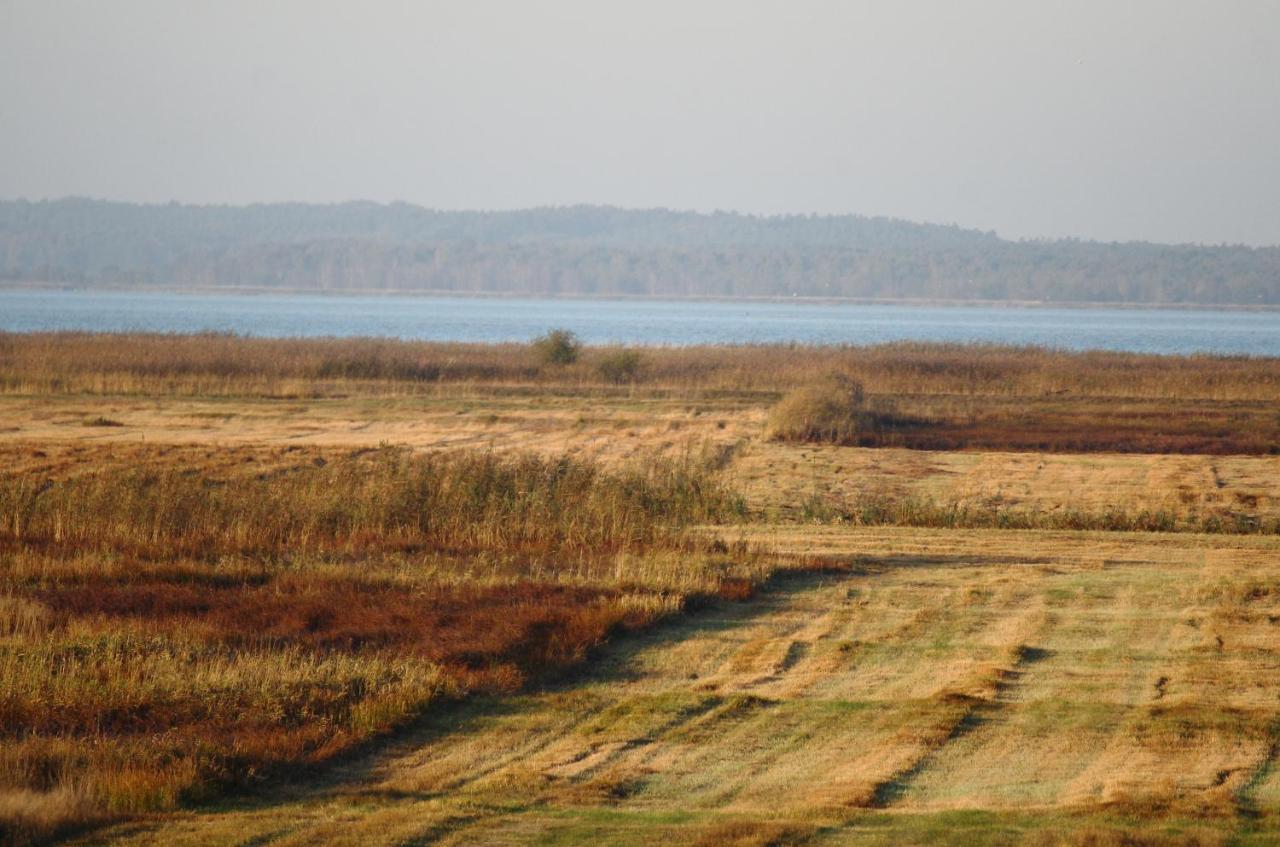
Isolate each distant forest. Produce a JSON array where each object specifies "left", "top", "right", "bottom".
[{"left": 2, "top": 198, "right": 1278, "bottom": 305}]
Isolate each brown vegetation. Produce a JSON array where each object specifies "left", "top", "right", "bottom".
[
  {"left": 75, "top": 526, "right": 1280, "bottom": 846},
  {"left": 0, "top": 447, "right": 757, "bottom": 844},
  {"left": 766, "top": 373, "right": 869, "bottom": 445},
  {"left": 4, "top": 333, "right": 1280, "bottom": 456},
  {"left": 595, "top": 348, "right": 645, "bottom": 384},
  {"left": 4, "top": 333, "right": 1280, "bottom": 844},
  {"left": 0, "top": 447, "right": 742, "bottom": 561},
  {"left": 2, "top": 333, "right": 1279, "bottom": 402},
  {"left": 832, "top": 395, "right": 1280, "bottom": 455}
]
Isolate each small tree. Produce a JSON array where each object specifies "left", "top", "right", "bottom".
[
  {"left": 531, "top": 328, "right": 581, "bottom": 366},
  {"left": 596, "top": 348, "right": 644, "bottom": 384}
]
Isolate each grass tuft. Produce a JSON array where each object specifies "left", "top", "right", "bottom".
[{"left": 766, "top": 373, "right": 868, "bottom": 445}]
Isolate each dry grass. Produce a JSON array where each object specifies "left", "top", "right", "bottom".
[
  {"left": 0, "top": 447, "right": 760, "bottom": 844},
  {"left": 5, "top": 334, "right": 1280, "bottom": 844},
  {"left": 74, "top": 527, "right": 1280, "bottom": 846},
  {"left": 0, "top": 446, "right": 743, "bottom": 561},
  {"left": 0, "top": 786, "right": 97, "bottom": 847},
  {"left": 731, "top": 443, "right": 1280, "bottom": 532},
  {"left": 4, "top": 333, "right": 1279, "bottom": 456},
  {"left": 3, "top": 333, "right": 1279, "bottom": 402},
  {"left": 784, "top": 489, "right": 1278, "bottom": 534},
  {"left": 766, "top": 374, "right": 869, "bottom": 444}
]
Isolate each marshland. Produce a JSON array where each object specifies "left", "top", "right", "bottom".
[
  {"left": 2, "top": 331, "right": 1279, "bottom": 845},
  {"left": 7, "top": 2, "right": 1280, "bottom": 843}
]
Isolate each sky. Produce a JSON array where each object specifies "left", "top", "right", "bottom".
[{"left": 2, "top": 0, "right": 1278, "bottom": 246}]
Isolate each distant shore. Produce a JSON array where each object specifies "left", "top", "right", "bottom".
[{"left": 3, "top": 281, "right": 1278, "bottom": 312}]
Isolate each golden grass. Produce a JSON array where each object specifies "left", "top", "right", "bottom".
[
  {"left": 0, "top": 446, "right": 743, "bottom": 561},
  {"left": 3, "top": 332, "right": 1280, "bottom": 402},
  {"left": 765, "top": 374, "right": 868, "bottom": 444},
  {"left": 74, "top": 527, "right": 1280, "bottom": 846},
  {"left": 0, "top": 447, "right": 762, "bottom": 844},
  {"left": 4, "top": 334, "right": 1280, "bottom": 844},
  {"left": 0, "top": 785, "right": 96, "bottom": 847},
  {"left": 5, "top": 333, "right": 1279, "bottom": 456}
]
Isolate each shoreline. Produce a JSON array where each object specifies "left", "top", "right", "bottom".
[{"left": 2, "top": 281, "right": 1278, "bottom": 312}]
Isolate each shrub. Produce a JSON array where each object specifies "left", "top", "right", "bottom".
[
  {"left": 531, "top": 328, "right": 581, "bottom": 366},
  {"left": 596, "top": 349, "right": 644, "bottom": 384},
  {"left": 766, "top": 373, "right": 866, "bottom": 444}
]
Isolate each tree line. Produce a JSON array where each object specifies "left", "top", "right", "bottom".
[{"left": 2, "top": 198, "right": 1277, "bottom": 304}]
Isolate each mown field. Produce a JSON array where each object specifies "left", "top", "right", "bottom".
[
  {"left": 74, "top": 528, "right": 1280, "bottom": 847},
  {"left": 2, "top": 333, "right": 1279, "bottom": 846}
]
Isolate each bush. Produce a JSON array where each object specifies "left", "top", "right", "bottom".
[
  {"left": 531, "top": 329, "right": 581, "bottom": 366},
  {"left": 596, "top": 349, "right": 644, "bottom": 384},
  {"left": 766, "top": 373, "right": 866, "bottom": 444}
]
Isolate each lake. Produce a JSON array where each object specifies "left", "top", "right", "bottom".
[{"left": 1, "top": 289, "right": 1278, "bottom": 355}]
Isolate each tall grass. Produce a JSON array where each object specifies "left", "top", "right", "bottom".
[
  {"left": 0, "top": 447, "right": 754, "bottom": 844},
  {"left": 766, "top": 374, "right": 868, "bottom": 444},
  {"left": 6, "top": 332, "right": 1278, "bottom": 453},
  {"left": 3, "top": 332, "right": 1279, "bottom": 401},
  {"left": 0, "top": 448, "right": 743, "bottom": 562},
  {"left": 791, "top": 490, "right": 1280, "bottom": 535}
]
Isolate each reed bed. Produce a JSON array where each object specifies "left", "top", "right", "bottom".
[
  {"left": 3, "top": 334, "right": 1279, "bottom": 841},
  {"left": 0, "top": 448, "right": 754, "bottom": 845},
  {"left": 3, "top": 332, "right": 1279, "bottom": 401},
  {"left": 0, "top": 447, "right": 743, "bottom": 562},
  {"left": 787, "top": 491, "right": 1280, "bottom": 535},
  {"left": 6, "top": 333, "right": 1279, "bottom": 455}
]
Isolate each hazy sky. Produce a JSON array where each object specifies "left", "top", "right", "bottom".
[{"left": 2, "top": 1, "right": 1278, "bottom": 245}]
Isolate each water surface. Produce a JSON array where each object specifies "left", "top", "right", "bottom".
[{"left": 1, "top": 289, "right": 1277, "bottom": 355}]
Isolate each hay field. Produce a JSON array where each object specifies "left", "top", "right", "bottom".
[
  {"left": 3, "top": 388, "right": 1278, "bottom": 529},
  {"left": 3, "top": 334, "right": 1280, "bottom": 845},
  {"left": 74, "top": 528, "right": 1280, "bottom": 846}
]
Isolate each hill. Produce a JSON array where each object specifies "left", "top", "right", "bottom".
[{"left": 2, "top": 198, "right": 1278, "bottom": 304}]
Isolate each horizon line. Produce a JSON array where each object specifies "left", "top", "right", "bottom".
[{"left": 4, "top": 195, "right": 1276, "bottom": 251}]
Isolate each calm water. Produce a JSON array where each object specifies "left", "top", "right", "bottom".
[{"left": 2, "top": 289, "right": 1278, "bottom": 355}]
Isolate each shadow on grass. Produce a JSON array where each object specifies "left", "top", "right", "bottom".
[{"left": 107, "top": 568, "right": 848, "bottom": 835}]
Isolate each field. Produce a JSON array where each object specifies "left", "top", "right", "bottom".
[
  {"left": 72, "top": 528, "right": 1280, "bottom": 847},
  {"left": 2, "top": 333, "right": 1280, "bottom": 846}
]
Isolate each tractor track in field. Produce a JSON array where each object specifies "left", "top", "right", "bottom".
[{"left": 73, "top": 528, "right": 1280, "bottom": 847}]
